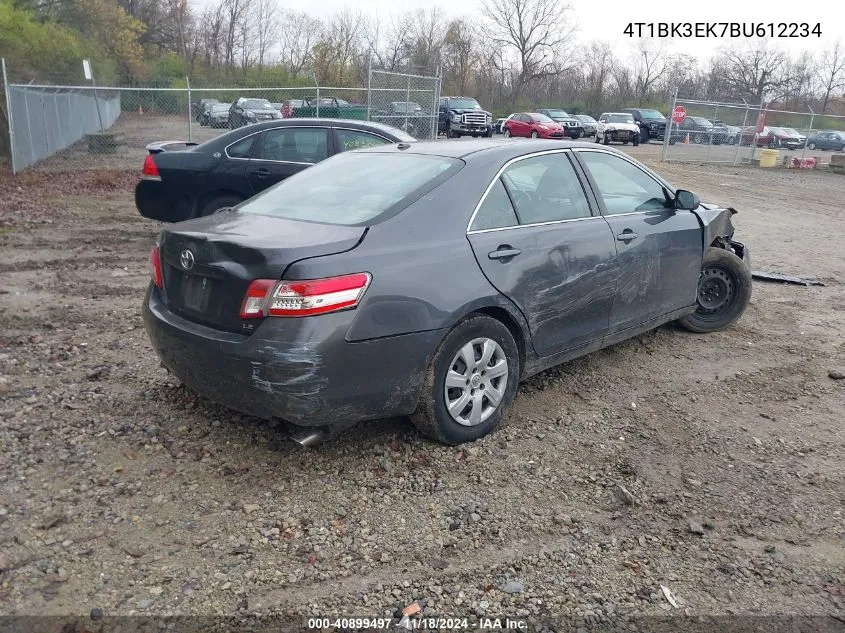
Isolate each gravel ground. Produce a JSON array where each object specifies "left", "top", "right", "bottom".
[{"left": 0, "top": 152, "right": 844, "bottom": 629}]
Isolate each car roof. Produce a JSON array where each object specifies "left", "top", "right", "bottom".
[{"left": 354, "top": 138, "right": 617, "bottom": 160}]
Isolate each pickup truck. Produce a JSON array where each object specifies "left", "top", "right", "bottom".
[{"left": 438, "top": 96, "right": 493, "bottom": 138}]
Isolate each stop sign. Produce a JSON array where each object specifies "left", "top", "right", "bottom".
[{"left": 672, "top": 106, "right": 687, "bottom": 125}]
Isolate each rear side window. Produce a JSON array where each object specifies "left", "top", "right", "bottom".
[
  {"left": 336, "top": 129, "right": 391, "bottom": 152},
  {"left": 238, "top": 152, "right": 461, "bottom": 226},
  {"left": 500, "top": 153, "right": 592, "bottom": 223},
  {"left": 226, "top": 135, "right": 256, "bottom": 159},
  {"left": 470, "top": 179, "right": 518, "bottom": 231},
  {"left": 259, "top": 128, "right": 328, "bottom": 163}
]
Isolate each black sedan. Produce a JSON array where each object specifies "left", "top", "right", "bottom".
[
  {"left": 135, "top": 119, "right": 416, "bottom": 222},
  {"left": 143, "top": 140, "right": 752, "bottom": 446}
]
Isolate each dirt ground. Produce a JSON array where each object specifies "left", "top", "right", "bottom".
[{"left": 0, "top": 143, "right": 843, "bottom": 629}]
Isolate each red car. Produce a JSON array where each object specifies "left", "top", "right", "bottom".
[{"left": 503, "top": 112, "right": 565, "bottom": 139}]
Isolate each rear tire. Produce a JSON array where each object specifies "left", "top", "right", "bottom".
[
  {"left": 198, "top": 195, "right": 243, "bottom": 218},
  {"left": 678, "top": 247, "right": 752, "bottom": 334},
  {"left": 410, "top": 315, "right": 519, "bottom": 445},
  {"left": 807, "top": 142, "right": 816, "bottom": 150}
]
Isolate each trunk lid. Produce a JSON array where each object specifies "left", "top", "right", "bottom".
[{"left": 159, "top": 212, "right": 366, "bottom": 333}]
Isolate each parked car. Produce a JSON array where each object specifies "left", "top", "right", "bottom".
[
  {"left": 713, "top": 120, "right": 741, "bottom": 144},
  {"left": 291, "top": 97, "right": 368, "bottom": 120},
  {"left": 134, "top": 119, "right": 416, "bottom": 223},
  {"left": 192, "top": 98, "right": 220, "bottom": 121},
  {"left": 494, "top": 117, "right": 510, "bottom": 134},
  {"left": 228, "top": 98, "right": 283, "bottom": 128},
  {"left": 573, "top": 114, "right": 598, "bottom": 136},
  {"left": 281, "top": 99, "right": 306, "bottom": 118},
  {"left": 596, "top": 113, "right": 640, "bottom": 145},
  {"left": 373, "top": 101, "right": 432, "bottom": 138},
  {"left": 438, "top": 96, "right": 493, "bottom": 138},
  {"left": 143, "top": 139, "right": 751, "bottom": 446},
  {"left": 783, "top": 128, "right": 807, "bottom": 145},
  {"left": 805, "top": 130, "right": 845, "bottom": 151},
  {"left": 204, "top": 103, "right": 231, "bottom": 128},
  {"left": 535, "top": 109, "right": 585, "bottom": 138},
  {"left": 668, "top": 117, "right": 728, "bottom": 145},
  {"left": 734, "top": 126, "right": 802, "bottom": 149},
  {"left": 503, "top": 112, "right": 566, "bottom": 139},
  {"left": 621, "top": 108, "right": 667, "bottom": 143},
  {"left": 767, "top": 127, "right": 804, "bottom": 150}
]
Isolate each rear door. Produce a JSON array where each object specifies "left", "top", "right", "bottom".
[
  {"left": 467, "top": 150, "right": 618, "bottom": 357},
  {"left": 574, "top": 148, "right": 702, "bottom": 333},
  {"left": 246, "top": 126, "right": 330, "bottom": 193}
]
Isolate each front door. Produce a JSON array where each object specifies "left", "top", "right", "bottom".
[
  {"left": 574, "top": 149, "right": 703, "bottom": 333},
  {"left": 467, "top": 151, "right": 618, "bottom": 357},
  {"left": 247, "top": 127, "right": 329, "bottom": 194}
]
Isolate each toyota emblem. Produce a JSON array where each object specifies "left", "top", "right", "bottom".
[{"left": 180, "top": 249, "right": 195, "bottom": 270}]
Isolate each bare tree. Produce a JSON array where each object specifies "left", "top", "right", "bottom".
[
  {"left": 716, "top": 40, "right": 787, "bottom": 103},
  {"left": 278, "top": 10, "right": 323, "bottom": 78},
  {"left": 406, "top": 7, "right": 447, "bottom": 74},
  {"left": 253, "top": 0, "right": 279, "bottom": 73},
  {"left": 442, "top": 19, "right": 477, "bottom": 95},
  {"left": 480, "top": 0, "right": 576, "bottom": 103},
  {"left": 817, "top": 39, "right": 845, "bottom": 114},
  {"left": 631, "top": 40, "right": 668, "bottom": 101},
  {"left": 367, "top": 12, "right": 413, "bottom": 72},
  {"left": 580, "top": 41, "right": 614, "bottom": 111}
]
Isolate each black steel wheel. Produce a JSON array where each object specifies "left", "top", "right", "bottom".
[{"left": 678, "top": 247, "right": 752, "bottom": 333}]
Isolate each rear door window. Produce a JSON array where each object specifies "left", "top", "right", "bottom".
[
  {"left": 258, "top": 127, "right": 329, "bottom": 164},
  {"left": 226, "top": 135, "right": 257, "bottom": 159},
  {"left": 335, "top": 129, "right": 392, "bottom": 152},
  {"left": 470, "top": 179, "right": 519, "bottom": 231}
]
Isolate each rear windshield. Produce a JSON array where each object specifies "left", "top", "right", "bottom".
[{"left": 237, "top": 152, "right": 461, "bottom": 226}]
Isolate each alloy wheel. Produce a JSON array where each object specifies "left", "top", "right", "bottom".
[{"left": 444, "top": 338, "right": 509, "bottom": 427}]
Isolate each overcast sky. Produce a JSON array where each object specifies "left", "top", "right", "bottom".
[{"left": 194, "top": 0, "right": 843, "bottom": 62}]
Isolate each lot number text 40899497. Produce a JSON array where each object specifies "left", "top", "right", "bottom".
[{"left": 623, "top": 22, "right": 822, "bottom": 38}]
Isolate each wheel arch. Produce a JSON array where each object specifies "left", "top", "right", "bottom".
[
  {"left": 435, "top": 301, "right": 531, "bottom": 378},
  {"left": 195, "top": 189, "right": 247, "bottom": 216}
]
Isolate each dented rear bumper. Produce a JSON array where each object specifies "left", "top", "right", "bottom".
[{"left": 143, "top": 285, "right": 443, "bottom": 427}]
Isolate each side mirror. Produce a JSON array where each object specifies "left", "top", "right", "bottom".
[{"left": 675, "top": 189, "right": 700, "bottom": 210}]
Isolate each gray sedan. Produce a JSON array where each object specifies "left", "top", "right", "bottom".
[{"left": 143, "top": 139, "right": 752, "bottom": 446}]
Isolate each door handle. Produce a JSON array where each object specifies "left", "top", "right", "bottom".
[
  {"left": 251, "top": 168, "right": 270, "bottom": 178},
  {"left": 488, "top": 246, "right": 522, "bottom": 260},
  {"left": 616, "top": 230, "right": 639, "bottom": 242}
]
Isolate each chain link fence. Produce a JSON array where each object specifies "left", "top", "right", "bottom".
[
  {"left": 366, "top": 68, "right": 440, "bottom": 142},
  {"left": 662, "top": 95, "right": 845, "bottom": 166},
  {"left": 2, "top": 63, "right": 440, "bottom": 173}
]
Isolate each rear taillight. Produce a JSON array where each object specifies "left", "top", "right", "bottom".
[
  {"left": 142, "top": 154, "right": 161, "bottom": 181},
  {"left": 240, "top": 279, "right": 276, "bottom": 319},
  {"left": 148, "top": 245, "right": 163, "bottom": 288},
  {"left": 239, "top": 273, "right": 371, "bottom": 320}
]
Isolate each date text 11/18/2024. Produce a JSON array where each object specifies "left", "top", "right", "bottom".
[{"left": 623, "top": 22, "right": 822, "bottom": 38}]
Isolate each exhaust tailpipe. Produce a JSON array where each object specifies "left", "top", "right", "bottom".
[{"left": 289, "top": 429, "right": 325, "bottom": 447}]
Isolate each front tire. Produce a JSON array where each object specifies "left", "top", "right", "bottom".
[
  {"left": 504, "top": 128, "right": 512, "bottom": 138},
  {"left": 602, "top": 132, "right": 610, "bottom": 145},
  {"left": 633, "top": 134, "right": 640, "bottom": 147},
  {"left": 678, "top": 247, "right": 752, "bottom": 334},
  {"left": 410, "top": 315, "right": 520, "bottom": 445},
  {"left": 807, "top": 142, "right": 816, "bottom": 150},
  {"left": 531, "top": 131, "right": 539, "bottom": 138}
]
